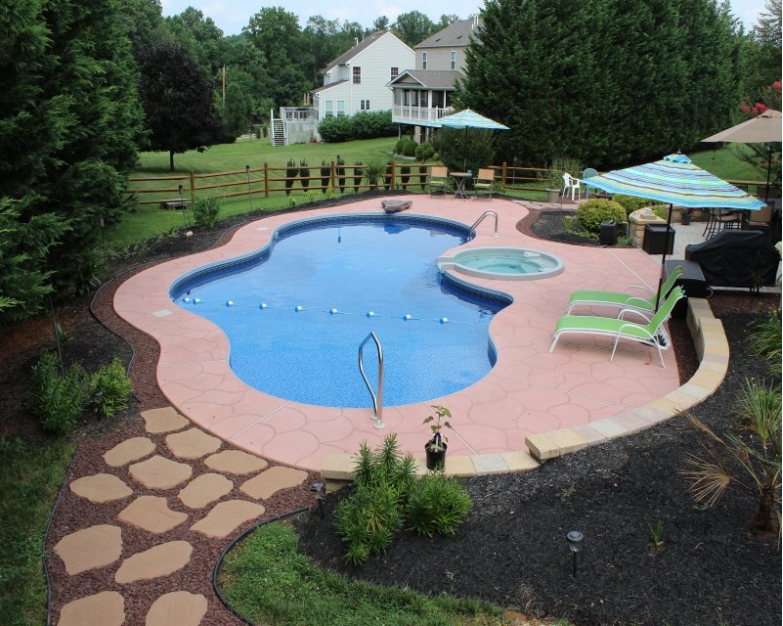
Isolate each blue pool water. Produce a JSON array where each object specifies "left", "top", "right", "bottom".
[{"left": 170, "top": 214, "right": 510, "bottom": 408}]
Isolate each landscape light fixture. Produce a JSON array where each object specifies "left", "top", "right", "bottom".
[
  {"left": 566, "top": 530, "right": 584, "bottom": 577},
  {"left": 311, "top": 482, "right": 325, "bottom": 519}
]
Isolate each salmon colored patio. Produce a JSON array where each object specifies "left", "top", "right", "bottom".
[{"left": 114, "top": 197, "right": 682, "bottom": 472}]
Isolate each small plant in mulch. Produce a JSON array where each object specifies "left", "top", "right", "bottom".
[{"left": 683, "top": 378, "right": 782, "bottom": 535}]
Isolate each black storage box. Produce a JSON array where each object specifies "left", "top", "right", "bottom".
[
  {"left": 663, "top": 260, "right": 709, "bottom": 318},
  {"left": 685, "top": 230, "right": 779, "bottom": 288},
  {"left": 643, "top": 224, "right": 675, "bottom": 255},
  {"left": 600, "top": 221, "right": 618, "bottom": 245}
]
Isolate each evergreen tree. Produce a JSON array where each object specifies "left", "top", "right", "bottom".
[
  {"left": 458, "top": 0, "right": 742, "bottom": 168},
  {"left": 0, "top": 0, "right": 143, "bottom": 317}
]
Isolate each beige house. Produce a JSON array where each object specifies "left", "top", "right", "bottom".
[{"left": 389, "top": 17, "right": 480, "bottom": 142}]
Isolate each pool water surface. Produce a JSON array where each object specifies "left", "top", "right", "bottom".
[{"left": 171, "top": 215, "right": 510, "bottom": 408}]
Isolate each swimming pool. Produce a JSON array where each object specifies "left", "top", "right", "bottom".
[{"left": 170, "top": 214, "right": 512, "bottom": 408}]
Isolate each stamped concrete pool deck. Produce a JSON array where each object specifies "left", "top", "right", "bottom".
[{"left": 114, "top": 196, "right": 730, "bottom": 477}]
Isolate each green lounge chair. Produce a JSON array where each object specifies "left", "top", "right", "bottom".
[
  {"left": 565, "top": 265, "right": 683, "bottom": 316},
  {"left": 549, "top": 286, "right": 685, "bottom": 367}
]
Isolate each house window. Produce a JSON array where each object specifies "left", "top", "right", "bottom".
[
  {"left": 337, "top": 100, "right": 345, "bottom": 116},
  {"left": 422, "top": 52, "right": 427, "bottom": 70},
  {"left": 361, "top": 100, "right": 370, "bottom": 110},
  {"left": 352, "top": 66, "right": 361, "bottom": 84},
  {"left": 325, "top": 100, "right": 333, "bottom": 118},
  {"left": 390, "top": 66, "right": 399, "bottom": 80},
  {"left": 450, "top": 51, "right": 457, "bottom": 70}
]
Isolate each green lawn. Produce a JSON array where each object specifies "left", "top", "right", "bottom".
[
  {"left": 218, "top": 521, "right": 512, "bottom": 626},
  {"left": 109, "top": 140, "right": 766, "bottom": 250},
  {"left": 0, "top": 438, "right": 75, "bottom": 626}
]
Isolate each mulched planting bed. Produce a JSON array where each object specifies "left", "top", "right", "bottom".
[{"left": 1, "top": 200, "right": 779, "bottom": 626}]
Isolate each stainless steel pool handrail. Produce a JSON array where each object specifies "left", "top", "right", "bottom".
[
  {"left": 358, "top": 332, "right": 385, "bottom": 429},
  {"left": 469, "top": 210, "right": 499, "bottom": 238}
]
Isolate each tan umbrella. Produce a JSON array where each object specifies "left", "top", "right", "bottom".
[
  {"left": 703, "top": 109, "right": 782, "bottom": 200},
  {"left": 703, "top": 109, "right": 782, "bottom": 143}
]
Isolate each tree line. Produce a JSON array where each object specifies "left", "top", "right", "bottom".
[{"left": 0, "top": 0, "right": 779, "bottom": 324}]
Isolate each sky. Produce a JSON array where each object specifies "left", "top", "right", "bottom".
[{"left": 160, "top": 0, "right": 768, "bottom": 37}]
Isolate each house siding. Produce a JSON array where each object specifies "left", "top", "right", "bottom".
[
  {"left": 314, "top": 32, "right": 414, "bottom": 122},
  {"left": 415, "top": 48, "right": 465, "bottom": 72}
]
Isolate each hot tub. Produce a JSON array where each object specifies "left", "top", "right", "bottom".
[{"left": 438, "top": 247, "right": 564, "bottom": 281}]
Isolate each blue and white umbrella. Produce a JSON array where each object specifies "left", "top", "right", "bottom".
[
  {"left": 436, "top": 109, "right": 510, "bottom": 170},
  {"left": 585, "top": 154, "right": 765, "bottom": 308}
]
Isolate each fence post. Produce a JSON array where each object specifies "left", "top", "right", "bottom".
[
  {"left": 391, "top": 161, "right": 396, "bottom": 190},
  {"left": 331, "top": 161, "right": 336, "bottom": 192},
  {"left": 501, "top": 162, "right": 507, "bottom": 189},
  {"left": 189, "top": 171, "right": 196, "bottom": 202},
  {"left": 264, "top": 163, "right": 270, "bottom": 198}
]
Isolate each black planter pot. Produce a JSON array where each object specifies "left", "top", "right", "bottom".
[
  {"left": 425, "top": 439, "right": 447, "bottom": 470},
  {"left": 681, "top": 212, "right": 691, "bottom": 225}
]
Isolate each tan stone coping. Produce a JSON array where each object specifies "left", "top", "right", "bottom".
[
  {"left": 322, "top": 297, "right": 727, "bottom": 483},
  {"left": 523, "top": 297, "right": 727, "bottom": 462}
]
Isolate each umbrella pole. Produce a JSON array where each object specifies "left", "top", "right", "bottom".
[
  {"left": 765, "top": 145, "right": 772, "bottom": 202},
  {"left": 655, "top": 203, "right": 674, "bottom": 313}
]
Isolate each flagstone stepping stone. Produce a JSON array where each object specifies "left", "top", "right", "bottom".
[
  {"left": 57, "top": 591, "right": 125, "bottom": 626},
  {"left": 118, "top": 496, "right": 188, "bottom": 534},
  {"left": 240, "top": 466, "right": 308, "bottom": 500},
  {"left": 103, "top": 436, "right": 156, "bottom": 467},
  {"left": 190, "top": 500, "right": 265, "bottom": 538},
  {"left": 204, "top": 450, "right": 268, "bottom": 475},
  {"left": 141, "top": 407, "right": 189, "bottom": 434},
  {"left": 146, "top": 591, "right": 208, "bottom": 626},
  {"left": 70, "top": 474, "right": 133, "bottom": 503},
  {"left": 115, "top": 541, "right": 192, "bottom": 584},
  {"left": 166, "top": 428, "right": 221, "bottom": 459},
  {"left": 129, "top": 455, "right": 192, "bottom": 489},
  {"left": 54, "top": 525, "right": 123, "bottom": 575},
  {"left": 178, "top": 473, "right": 233, "bottom": 509}
]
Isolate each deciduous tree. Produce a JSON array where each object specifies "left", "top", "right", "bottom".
[{"left": 138, "top": 41, "right": 224, "bottom": 170}]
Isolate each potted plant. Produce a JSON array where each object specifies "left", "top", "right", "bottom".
[
  {"left": 681, "top": 208, "right": 692, "bottom": 225},
  {"left": 423, "top": 404, "right": 452, "bottom": 470},
  {"left": 364, "top": 159, "right": 386, "bottom": 190}
]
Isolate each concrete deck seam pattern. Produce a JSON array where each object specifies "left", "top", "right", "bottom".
[
  {"left": 321, "top": 296, "right": 728, "bottom": 482},
  {"left": 52, "top": 407, "right": 309, "bottom": 626}
]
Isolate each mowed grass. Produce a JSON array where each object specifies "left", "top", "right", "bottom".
[
  {"left": 218, "top": 521, "right": 511, "bottom": 626},
  {"left": 0, "top": 438, "right": 75, "bottom": 626},
  {"left": 110, "top": 139, "right": 766, "bottom": 249}
]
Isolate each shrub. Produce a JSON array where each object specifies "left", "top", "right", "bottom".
[
  {"left": 28, "top": 352, "right": 86, "bottom": 435},
  {"left": 415, "top": 142, "right": 435, "bottom": 162},
  {"left": 353, "top": 162, "right": 363, "bottom": 193},
  {"left": 336, "top": 156, "right": 346, "bottom": 194},
  {"left": 406, "top": 469, "right": 472, "bottom": 537},
  {"left": 363, "top": 159, "right": 386, "bottom": 189},
  {"left": 576, "top": 199, "right": 627, "bottom": 234},
  {"left": 613, "top": 194, "right": 665, "bottom": 217},
  {"left": 318, "top": 111, "right": 396, "bottom": 143},
  {"left": 299, "top": 160, "right": 310, "bottom": 189},
  {"left": 88, "top": 358, "right": 133, "bottom": 418},
  {"left": 193, "top": 197, "right": 222, "bottom": 229},
  {"left": 400, "top": 165, "right": 411, "bottom": 189},
  {"left": 335, "top": 436, "right": 415, "bottom": 564},
  {"left": 285, "top": 159, "right": 297, "bottom": 195},
  {"left": 539, "top": 156, "right": 584, "bottom": 191},
  {"left": 401, "top": 138, "right": 417, "bottom": 157},
  {"left": 747, "top": 307, "right": 782, "bottom": 374},
  {"left": 320, "top": 161, "right": 330, "bottom": 193}
]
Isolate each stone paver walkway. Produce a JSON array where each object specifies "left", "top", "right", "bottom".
[{"left": 51, "top": 406, "right": 310, "bottom": 626}]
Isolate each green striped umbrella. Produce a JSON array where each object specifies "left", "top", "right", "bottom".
[
  {"left": 437, "top": 109, "right": 510, "bottom": 170},
  {"left": 584, "top": 153, "right": 766, "bottom": 308},
  {"left": 583, "top": 153, "right": 766, "bottom": 210}
]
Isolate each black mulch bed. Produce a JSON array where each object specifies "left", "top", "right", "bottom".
[
  {"left": 294, "top": 207, "right": 781, "bottom": 626},
  {"left": 1, "top": 200, "right": 779, "bottom": 626}
]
